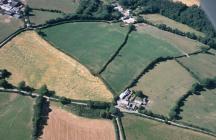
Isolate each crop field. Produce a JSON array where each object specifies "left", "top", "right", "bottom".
[
  {"left": 143, "top": 14, "right": 204, "bottom": 37},
  {"left": 101, "top": 30, "right": 182, "bottom": 94},
  {"left": 0, "top": 31, "right": 113, "bottom": 102},
  {"left": 41, "top": 106, "right": 115, "bottom": 140},
  {"left": 122, "top": 114, "right": 216, "bottom": 140},
  {"left": 177, "top": 53, "right": 216, "bottom": 81},
  {"left": 29, "top": 10, "right": 64, "bottom": 25},
  {"left": 0, "top": 15, "right": 23, "bottom": 43},
  {"left": 136, "top": 23, "right": 207, "bottom": 54},
  {"left": 132, "top": 60, "right": 197, "bottom": 116},
  {"left": 0, "top": 92, "right": 33, "bottom": 140},
  {"left": 180, "top": 89, "right": 216, "bottom": 133},
  {"left": 42, "top": 22, "right": 128, "bottom": 73}
]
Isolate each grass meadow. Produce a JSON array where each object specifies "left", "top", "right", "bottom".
[
  {"left": 143, "top": 14, "right": 205, "bottom": 37},
  {"left": 177, "top": 53, "right": 216, "bottom": 81},
  {"left": 0, "top": 16, "right": 23, "bottom": 43},
  {"left": 132, "top": 60, "right": 197, "bottom": 116},
  {"left": 122, "top": 114, "right": 216, "bottom": 140},
  {"left": 101, "top": 30, "right": 182, "bottom": 94},
  {"left": 180, "top": 89, "right": 216, "bottom": 133},
  {"left": 136, "top": 23, "right": 207, "bottom": 54},
  {"left": 0, "top": 92, "right": 33, "bottom": 140},
  {"left": 42, "top": 22, "right": 128, "bottom": 73}
]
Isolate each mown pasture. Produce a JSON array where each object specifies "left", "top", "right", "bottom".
[
  {"left": 29, "top": 10, "right": 64, "bottom": 25},
  {"left": 180, "top": 89, "right": 216, "bottom": 133},
  {"left": 136, "top": 23, "right": 207, "bottom": 54},
  {"left": 122, "top": 114, "right": 216, "bottom": 140},
  {"left": 132, "top": 60, "right": 197, "bottom": 116},
  {"left": 177, "top": 53, "right": 216, "bottom": 81},
  {"left": 0, "top": 92, "right": 33, "bottom": 140},
  {"left": 42, "top": 22, "right": 128, "bottom": 73},
  {"left": 143, "top": 14, "right": 205, "bottom": 37},
  {"left": 101, "top": 30, "right": 182, "bottom": 93},
  {"left": 0, "top": 31, "right": 113, "bottom": 102},
  {"left": 27, "top": 0, "right": 79, "bottom": 25},
  {"left": 0, "top": 16, "right": 23, "bottom": 43}
]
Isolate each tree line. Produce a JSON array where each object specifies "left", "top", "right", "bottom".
[{"left": 119, "top": 0, "right": 216, "bottom": 49}]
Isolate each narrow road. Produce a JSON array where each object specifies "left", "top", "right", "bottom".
[
  {"left": 0, "top": 87, "right": 88, "bottom": 106},
  {"left": 116, "top": 117, "right": 124, "bottom": 140}
]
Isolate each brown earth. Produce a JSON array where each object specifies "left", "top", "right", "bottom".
[
  {"left": 0, "top": 31, "right": 113, "bottom": 102},
  {"left": 40, "top": 106, "right": 115, "bottom": 140}
]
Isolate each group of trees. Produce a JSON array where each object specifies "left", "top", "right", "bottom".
[
  {"left": 0, "top": 69, "right": 13, "bottom": 88},
  {"left": 119, "top": 0, "right": 216, "bottom": 49}
]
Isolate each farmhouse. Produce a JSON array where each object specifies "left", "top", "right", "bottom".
[
  {"left": 117, "top": 89, "right": 148, "bottom": 111},
  {"left": 0, "top": 0, "right": 24, "bottom": 18}
]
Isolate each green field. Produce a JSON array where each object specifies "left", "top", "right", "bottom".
[
  {"left": 29, "top": 10, "right": 64, "bottom": 25},
  {"left": 180, "top": 89, "right": 216, "bottom": 133},
  {"left": 143, "top": 14, "right": 205, "bottom": 37},
  {"left": 42, "top": 22, "right": 128, "bottom": 73},
  {"left": 132, "top": 60, "right": 197, "bottom": 116},
  {"left": 0, "top": 16, "right": 23, "bottom": 43},
  {"left": 28, "top": 0, "right": 78, "bottom": 25},
  {"left": 101, "top": 30, "right": 182, "bottom": 93},
  {"left": 28, "top": 0, "right": 78, "bottom": 13},
  {"left": 177, "top": 53, "right": 216, "bottom": 81},
  {"left": 136, "top": 23, "right": 207, "bottom": 54},
  {"left": 122, "top": 114, "right": 216, "bottom": 140},
  {"left": 0, "top": 92, "right": 34, "bottom": 140}
]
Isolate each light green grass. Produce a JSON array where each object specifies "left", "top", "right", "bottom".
[
  {"left": 28, "top": 0, "right": 78, "bottom": 13},
  {"left": 0, "top": 92, "right": 34, "bottom": 140},
  {"left": 143, "top": 14, "right": 205, "bottom": 37},
  {"left": 29, "top": 10, "right": 64, "bottom": 25},
  {"left": 136, "top": 24, "right": 207, "bottom": 54},
  {"left": 122, "top": 114, "right": 216, "bottom": 140},
  {"left": 0, "top": 16, "right": 23, "bottom": 43},
  {"left": 177, "top": 53, "right": 216, "bottom": 81},
  {"left": 132, "top": 60, "right": 197, "bottom": 116},
  {"left": 101, "top": 30, "right": 182, "bottom": 94},
  {"left": 180, "top": 89, "right": 216, "bottom": 133},
  {"left": 42, "top": 22, "right": 128, "bottom": 73}
]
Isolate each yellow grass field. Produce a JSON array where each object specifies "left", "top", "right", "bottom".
[
  {"left": 0, "top": 31, "right": 113, "bottom": 102},
  {"left": 132, "top": 60, "right": 197, "bottom": 116},
  {"left": 143, "top": 14, "right": 204, "bottom": 37},
  {"left": 41, "top": 106, "right": 115, "bottom": 140},
  {"left": 173, "top": 0, "right": 200, "bottom": 6}
]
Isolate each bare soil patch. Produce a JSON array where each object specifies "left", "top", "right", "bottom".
[
  {"left": 173, "top": 0, "right": 200, "bottom": 6},
  {"left": 0, "top": 31, "right": 113, "bottom": 102},
  {"left": 40, "top": 106, "right": 115, "bottom": 140}
]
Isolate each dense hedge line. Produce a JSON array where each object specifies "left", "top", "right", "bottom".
[
  {"left": 31, "top": 8, "right": 65, "bottom": 14},
  {"left": 127, "top": 57, "right": 174, "bottom": 89},
  {"left": 98, "top": 24, "right": 135, "bottom": 74}
]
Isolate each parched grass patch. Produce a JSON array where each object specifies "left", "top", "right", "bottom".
[
  {"left": 122, "top": 114, "right": 216, "bottom": 140},
  {"left": 0, "top": 92, "right": 33, "bottom": 140},
  {"left": 0, "top": 15, "right": 23, "bottom": 43},
  {"left": 136, "top": 23, "right": 207, "bottom": 54},
  {"left": 42, "top": 22, "right": 128, "bottom": 73},
  {"left": 132, "top": 60, "right": 197, "bottom": 116},
  {"left": 177, "top": 53, "right": 216, "bottom": 81},
  {"left": 101, "top": 30, "right": 182, "bottom": 94},
  {"left": 143, "top": 14, "right": 204, "bottom": 37},
  {"left": 0, "top": 31, "right": 113, "bottom": 102},
  {"left": 180, "top": 89, "right": 216, "bottom": 133}
]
